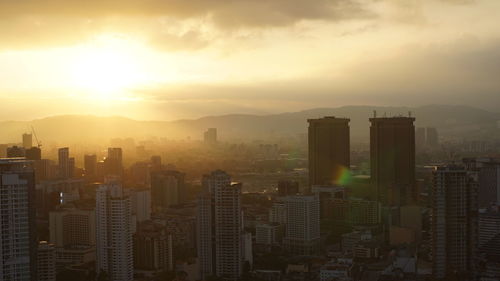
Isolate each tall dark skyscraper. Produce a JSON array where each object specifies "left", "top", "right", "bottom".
[
  {"left": 0, "top": 158, "right": 38, "bottom": 281},
  {"left": 308, "top": 117, "right": 350, "bottom": 186},
  {"left": 370, "top": 116, "right": 415, "bottom": 206},
  {"left": 58, "top": 147, "right": 70, "bottom": 179},
  {"left": 84, "top": 154, "right": 97, "bottom": 177},
  {"left": 431, "top": 165, "right": 477, "bottom": 280}
]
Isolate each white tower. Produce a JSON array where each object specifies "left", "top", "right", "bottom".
[{"left": 96, "top": 183, "right": 133, "bottom": 281}]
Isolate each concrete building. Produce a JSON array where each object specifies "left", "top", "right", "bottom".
[
  {"left": 131, "top": 188, "right": 151, "bottom": 223},
  {"left": 283, "top": 195, "right": 320, "bottom": 255},
  {"left": 204, "top": 128, "right": 217, "bottom": 144},
  {"left": 133, "top": 221, "right": 173, "bottom": 273},
  {"left": 341, "top": 230, "right": 372, "bottom": 254},
  {"left": 431, "top": 165, "right": 477, "bottom": 280},
  {"left": 84, "top": 154, "right": 97, "bottom": 177},
  {"left": 151, "top": 170, "right": 185, "bottom": 212},
  {"left": 105, "top": 147, "right": 123, "bottom": 176},
  {"left": 256, "top": 223, "right": 285, "bottom": 245},
  {"left": 197, "top": 170, "right": 244, "bottom": 281},
  {"left": 277, "top": 180, "right": 299, "bottom": 196},
  {"left": 0, "top": 158, "right": 38, "bottom": 281},
  {"left": 370, "top": 116, "right": 415, "bottom": 206},
  {"left": 319, "top": 258, "right": 352, "bottom": 281},
  {"left": 7, "top": 145, "right": 25, "bottom": 157},
  {"left": 23, "top": 133, "right": 33, "bottom": 149},
  {"left": 308, "top": 117, "right": 350, "bottom": 186},
  {"left": 426, "top": 127, "right": 439, "bottom": 148},
  {"left": 269, "top": 201, "right": 287, "bottom": 224},
  {"left": 478, "top": 206, "right": 500, "bottom": 248},
  {"left": 49, "top": 207, "right": 96, "bottom": 248},
  {"left": 478, "top": 160, "right": 500, "bottom": 208},
  {"left": 37, "top": 241, "right": 56, "bottom": 281},
  {"left": 96, "top": 183, "right": 133, "bottom": 281},
  {"left": 58, "top": 147, "right": 70, "bottom": 179}
]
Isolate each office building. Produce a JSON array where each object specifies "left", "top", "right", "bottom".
[
  {"left": 283, "top": 195, "right": 321, "bottom": 255},
  {"left": 478, "top": 206, "right": 500, "bottom": 248},
  {"left": 204, "top": 128, "right": 217, "bottom": 144},
  {"left": 256, "top": 223, "right": 284, "bottom": 246},
  {"left": 105, "top": 147, "right": 123, "bottom": 176},
  {"left": 197, "top": 170, "right": 244, "bottom": 281},
  {"left": 23, "top": 133, "right": 33, "bottom": 149},
  {"left": 478, "top": 160, "right": 500, "bottom": 208},
  {"left": 151, "top": 170, "right": 185, "bottom": 212},
  {"left": 370, "top": 116, "right": 415, "bottom": 206},
  {"left": 58, "top": 147, "right": 70, "bottom": 179},
  {"left": 431, "top": 165, "right": 477, "bottom": 280},
  {"left": 131, "top": 188, "right": 151, "bottom": 223},
  {"left": 25, "top": 147, "right": 41, "bottom": 161},
  {"left": 415, "top": 127, "right": 426, "bottom": 149},
  {"left": 7, "top": 145, "right": 25, "bottom": 157},
  {"left": 277, "top": 180, "right": 299, "bottom": 196},
  {"left": 49, "top": 207, "right": 96, "bottom": 248},
  {"left": 269, "top": 201, "right": 287, "bottom": 224},
  {"left": 84, "top": 154, "right": 97, "bottom": 177},
  {"left": 426, "top": 127, "right": 439, "bottom": 148},
  {"left": 37, "top": 241, "right": 56, "bottom": 281},
  {"left": 96, "top": 183, "right": 133, "bottom": 281},
  {"left": 312, "top": 185, "right": 345, "bottom": 219},
  {"left": 133, "top": 221, "right": 173, "bottom": 272},
  {"left": 0, "top": 158, "right": 37, "bottom": 281},
  {"left": 308, "top": 117, "right": 350, "bottom": 186}
]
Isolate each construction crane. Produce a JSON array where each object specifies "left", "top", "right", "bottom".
[{"left": 31, "top": 126, "right": 42, "bottom": 148}]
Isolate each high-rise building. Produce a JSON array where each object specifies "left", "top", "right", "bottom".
[
  {"left": 269, "top": 201, "right": 287, "bottom": 224},
  {"left": 131, "top": 188, "right": 151, "bottom": 223},
  {"left": 133, "top": 221, "right": 173, "bottom": 273},
  {"left": 23, "top": 133, "right": 33, "bottom": 149},
  {"left": 283, "top": 195, "right": 321, "bottom": 255},
  {"left": 197, "top": 170, "right": 244, "bottom": 281},
  {"left": 0, "top": 158, "right": 37, "bottom": 281},
  {"left": 478, "top": 206, "right": 500, "bottom": 248},
  {"left": 84, "top": 154, "right": 97, "bottom": 177},
  {"left": 58, "top": 147, "right": 70, "bottom": 179},
  {"left": 277, "top": 180, "right": 299, "bottom": 196},
  {"left": 151, "top": 155, "right": 162, "bottom": 171},
  {"left": 426, "top": 127, "right": 439, "bottom": 148},
  {"left": 204, "top": 128, "right": 217, "bottom": 144},
  {"left": 370, "top": 116, "right": 415, "bottom": 206},
  {"left": 478, "top": 160, "right": 500, "bottom": 208},
  {"left": 308, "top": 117, "right": 350, "bottom": 186},
  {"left": 431, "top": 165, "right": 477, "bottom": 280},
  {"left": 255, "top": 223, "right": 285, "bottom": 246},
  {"left": 37, "top": 241, "right": 56, "bottom": 281},
  {"left": 96, "top": 183, "right": 133, "bottom": 281},
  {"left": 415, "top": 127, "right": 426, "bottom": 150},
  {"left": 49, "top": 207, "right": 96, "bottom": 248},
  {"left": 151, "top": 170, "right": 185, "bottom": 212},
  {"left": 105, "top": 147, "right": 123, "bottom": 176}
]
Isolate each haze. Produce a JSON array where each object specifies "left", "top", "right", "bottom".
[{"left": 1, "top": 0, "right": 500, "bottom": 120}]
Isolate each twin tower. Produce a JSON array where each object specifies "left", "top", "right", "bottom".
[{"left": 308, "top": 115, "right": 416, "bottom": 206}]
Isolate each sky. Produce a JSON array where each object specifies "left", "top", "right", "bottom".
[{"left": 0, "top": 0, "right": 499, "bottom": 120}]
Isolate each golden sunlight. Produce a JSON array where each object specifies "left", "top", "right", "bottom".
[{"left": 69, "top": 35, "right": 149, "bottom": 100}]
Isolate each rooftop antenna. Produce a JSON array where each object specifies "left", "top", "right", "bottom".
[
  {"left": 31, "top": 126, "right": 42, "bottom": 148},
  {"left": 373, "top": 110, "right": 377, "bottom": 118}
]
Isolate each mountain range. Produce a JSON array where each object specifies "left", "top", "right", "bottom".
[{"left": 0, "top": 105, "right": 498, "bottom": 144}]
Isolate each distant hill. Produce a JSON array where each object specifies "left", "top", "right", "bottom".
[{"left": 0, "top": 105, "right": 499, "bottom": 144}]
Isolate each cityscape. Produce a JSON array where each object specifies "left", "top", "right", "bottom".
[
  {"left": 1, "top": 110, "right": 500, "bottom": 281},
  {"left": 1, "top": 1, "right": 500, "bottom": 281}
]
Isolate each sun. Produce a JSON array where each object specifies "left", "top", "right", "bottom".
[{"left": 70, "top": 36, "right": 149, "bottom": 100}]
